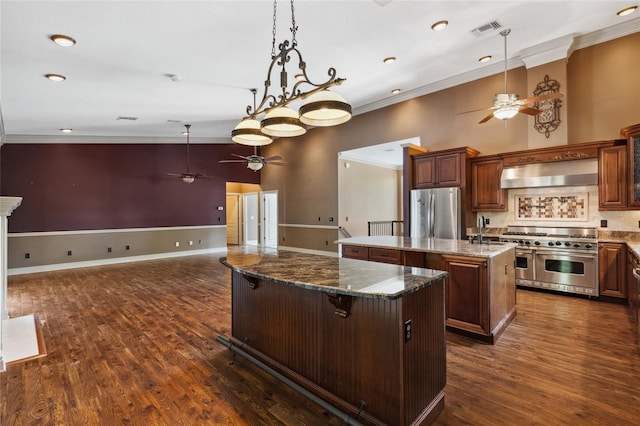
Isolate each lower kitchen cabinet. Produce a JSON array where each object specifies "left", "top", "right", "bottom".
[
  {"left": 599, "top": 242, "right": 627, "bottom": 300},
  {"left": 441, "top": 254, "right": 489, "bottom": 335},
  {"left": 342, "top": 244, "right": 516, "bottom": 343}
]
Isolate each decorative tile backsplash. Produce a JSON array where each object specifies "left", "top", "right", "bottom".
[{"left": 515, "top": 193, "right": 588, "bottom": 221}]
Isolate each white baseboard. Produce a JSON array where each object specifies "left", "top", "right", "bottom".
[{"left": 7, "top": 247, "right": 228, "bottom": 276}]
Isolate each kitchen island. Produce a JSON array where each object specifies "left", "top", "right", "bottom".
[
  {"left": 338, "top": 236, "right": 517, "bottom": 343},
  {"left": 220, "top": 247, "right": 448, "bottom": 426}
]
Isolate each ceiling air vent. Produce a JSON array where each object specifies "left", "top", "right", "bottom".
[
  {"left": 471, "top": 21, "right": 502, "bottom": 37},
  {"left": 116, "top": 116, "right": 138, "bottom": 121}
]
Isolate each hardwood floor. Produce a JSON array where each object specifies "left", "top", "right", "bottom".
[{"left": 1, "top": 253, "right": 639, "bottom": 425}]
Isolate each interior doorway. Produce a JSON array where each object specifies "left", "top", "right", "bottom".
[
  {"left": 261, "top": 191, "right": 278, "bottom": 248},
  {"left": 244, "top": 192, "right": 259, "bottom": 246},
  {"left": 225, "top": 194, "right": 241, "bottom": 245}
]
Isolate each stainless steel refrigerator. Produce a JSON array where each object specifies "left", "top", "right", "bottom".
[{"left": 410, "top": 187, "right": 462, "bottom": 240}]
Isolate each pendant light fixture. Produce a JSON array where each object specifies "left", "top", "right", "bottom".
[
  {"left": 231, "top": 0, "right": 351, "bottom": 141},
  {"left": 231, "top": 89, "right": 273, "bottom": 145}
]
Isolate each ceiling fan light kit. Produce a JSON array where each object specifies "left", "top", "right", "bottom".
[{"left": 231, "top": 0, "right": 351, "bottom": 143}]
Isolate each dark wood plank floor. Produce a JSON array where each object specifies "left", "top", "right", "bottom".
[{"left": 2, "top": 253, "right": 639, "bottom": 425}]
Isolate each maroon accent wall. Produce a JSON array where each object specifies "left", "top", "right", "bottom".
[{"left": 0, "top": 143, "right": 259, "bottom": 232}]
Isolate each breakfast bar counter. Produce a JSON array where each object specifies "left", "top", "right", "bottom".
[{"left": 219, "top": 247, "right": 448, "bottom": 426}]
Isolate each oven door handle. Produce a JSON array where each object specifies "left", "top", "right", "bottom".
[
  {"left": 534, "top": 250, "right": 597, "bottom": 259},
  {"left": 633, "top": 267, "right": 640, "bottom": 281}
]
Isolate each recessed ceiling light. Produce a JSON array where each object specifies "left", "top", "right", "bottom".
[
  {"left": 479, "top": 55, "right": 492, "bottom": 63},
  {"left": 617, "top": 6, "right": 637, "bottom": 16},
  {"left": 431, "top": 20, "right": 448, "bottom": 31},
  {"left": 60, "top": 128, "right": 73, "bottom": 133},
  {"left": 383, "top": 57, "right": 396, "bottom": 64},
  {"left": 391, "top": 88, "right": 401, "bottom": 95},
  {"left": 45, "top": 73, "right": 66, "bottom": 82},
  {"left": 50, "top": 34, "right": 76, "bottom": 47}
]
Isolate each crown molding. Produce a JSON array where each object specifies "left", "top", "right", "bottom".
[
  {"left": 3, "top": 134, "right": 232, "bottom": 144},
  {"left": 520, "top": 34, "right": 576, "bottom": 69},
  {"left": 338, "top": 152, "right": 402, "bottom": 170},
  {"left": 354, "top": 19, "right": 640, "bottom": 117}
]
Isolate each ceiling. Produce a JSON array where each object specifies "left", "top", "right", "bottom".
[{"left": 1, "top": 1, "right": 639, "bottom": 143}]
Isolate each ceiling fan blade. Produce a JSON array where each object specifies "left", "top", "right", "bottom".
[
  {"left": 264, "top": 155, "right": 283, "bottom": 162},
  {"left": 219, "top": 159, "right": 247, "bottom": 163},
  {"left": 478, "top": 112, "right": 495, "bottom": 124},
  {"left": 457, "top": 106, "right": 494, "bottom": 115},
  {"left": 231, "top": 153, "right": 251, "bottom": 160},
  {"left": 519, "top": 106, "right": 542, "bottom": 116},
  {"left": 166, "top": 172, "right": 183, "bottom": 177},
  {"left": 268, "top": 162, "right": 286, "bottom": 166},
  {"left": 520, "top": 92, "right": 564, "bottom": 104}
]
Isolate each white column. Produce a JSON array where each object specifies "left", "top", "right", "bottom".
[{"left": 0, "top": 196, "right": 23, "bottom": 372}]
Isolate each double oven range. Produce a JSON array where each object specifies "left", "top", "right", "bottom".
[{"left": 499, "top": 225, "right": 598, "bottom": 297}]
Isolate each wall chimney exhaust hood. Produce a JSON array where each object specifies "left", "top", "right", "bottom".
[{"left": 500, "top": 158, "right": 598, "bottom": 189}]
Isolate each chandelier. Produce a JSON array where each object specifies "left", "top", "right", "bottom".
[{"left": 231, "top": 0, "right": 352, "bottom": 145}]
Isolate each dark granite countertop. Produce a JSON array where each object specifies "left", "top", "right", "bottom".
[
  {"left": 220, "top": 247, "right": 447, "bottom": 300},
  {"left": 336, "top": 236, "right": 516, "bottom": 258}
]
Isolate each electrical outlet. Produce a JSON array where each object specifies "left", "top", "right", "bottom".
[
  {"left": 67, "top": 250, "right": 72, "bottom": 256},
  {"left": 404, "top": 320, "right": 412, "bottom": 342},
  {"left": 600, "top": 220, "right": 608, "bottom": 228},
  {"left": 126, "top": 245, "right": 130, "bottom": 250},
  {"left": 25, "top": 253, "right": 30, "bottom": 259},
  {"left": 107, "top": 247, "right": 112, "bottom": 253},
  {"left": 485, "top": 218, "right": 490, "bottom": 225},
  {"left": 175, "top": 241, "right": 180, "bottom": 247}
]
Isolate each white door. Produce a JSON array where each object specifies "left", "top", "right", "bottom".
[
  {"left": 261, "top": 191, "right": 278, "bottom": 248},
  {"left": 244, "top": 193, "right": 259, "bottom": 246},
  {"left": 226, "top": 194, "right": 240, "bottom": 245}
]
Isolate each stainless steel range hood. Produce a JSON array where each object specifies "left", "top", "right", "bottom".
[{"left": 500, "top": 158, "right": 598, "bottom": 189}]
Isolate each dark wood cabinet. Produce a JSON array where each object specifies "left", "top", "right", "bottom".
[
  {"left": 369, "top": 247, "right": 403, "bottom": 264},
  {"left": 414, "top": 154, "right": 461, "bottom": 188},
  {"left": 471, "top": 156, "right": 507, "bottom": 211},
  {"left": 442, "top": 254, "right": 489, "bottom": 335},
  {"left": 622, "top": 124, "right": 640, "bottom": 208},
  {"left": 598, "top": 144, "right": 628, "bottom": 209},
  {"left": 412, "top": 147, "right": 479, "bottom": 189},
  {"left": 599, "top": 242, "right": 627, "bottom": 299},
  {"left": 341, "top": 244, "right": 368, "bottom": 260}
]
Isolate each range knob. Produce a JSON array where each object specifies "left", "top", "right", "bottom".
[
  {"left": 585, "top": 243, "right": 593, "bottom": 249},
  {"left": 573, "top": 243, "right": 581, "bottom": 248},
  {"left": 555, "top": 241, "right": 562, "bottom": 246},
  {"left": 564, "top": 242, "right": 572, "bottom": 247},
  {"left": 534, "top": 241, "right": 541, "bottom": 246},
  {"left": 525, "top": 240, "right": 531, "bottom": 245},
  {"left": 518, "top": 239, "right": 524, "bottom": 244},
  {"left": 548, "top": 241, "right": 555, "bottom": 247}
]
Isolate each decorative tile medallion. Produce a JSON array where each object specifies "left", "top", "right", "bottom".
[{"left": 515, "top": 193, "right": 588, "bottom": 221}]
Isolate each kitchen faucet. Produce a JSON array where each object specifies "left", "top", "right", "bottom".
[{"left": 477, "top": 216, "right": 485, "bottom": 244}]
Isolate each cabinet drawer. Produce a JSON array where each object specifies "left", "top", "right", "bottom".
[
  {"left": 369, "top": 248, "right": 403, "bottom": 265},
  {"left": 342, "top": 245, "right": 368, "bottom": 260}
]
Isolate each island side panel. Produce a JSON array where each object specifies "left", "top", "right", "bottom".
[
  {"left": 488, "top": 249, "right": 517, "bottom": 340},
  {"left": 231, "top": 271, "right": 321, "bottom": 380},
  {"left": 402, "top": 279, "right": 446, "bottom": 425},
  {"left": 318, "top": 292, "right": 403, "bottom": 425}
]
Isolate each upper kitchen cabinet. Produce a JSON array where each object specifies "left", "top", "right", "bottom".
[
  {"left": 412, "top": 147, "right": 479, "bottom": 189},
  {"left": 598, "top": 143, "right": 628, "bottom": 210},
  {"left": 622, "top": 124, "right": 640, "bottom": 208},
  {"left": 471, "top": 156, "right": 507, "bottom": 211}
]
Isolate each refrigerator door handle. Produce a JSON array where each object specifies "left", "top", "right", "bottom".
[{"left": 428, "top": 192, "right": 435, "bottom": 238}]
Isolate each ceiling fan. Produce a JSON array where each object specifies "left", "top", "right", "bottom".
[
  {"left": 468, "top": 29, "right": 563, "bottom": 124},
  {"left": 219, "top": 146, "right": 285, "bottom": 172},
  {"left": 167, "top": 124, "right": 214, "bottom": 183}
]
